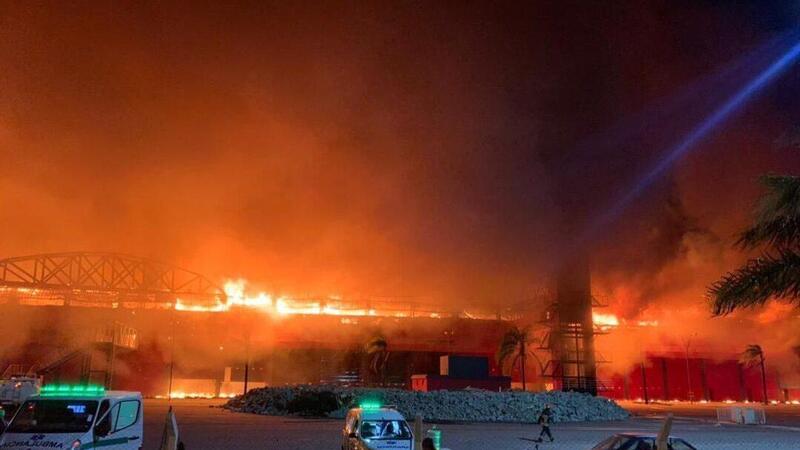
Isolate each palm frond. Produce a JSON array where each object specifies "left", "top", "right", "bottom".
[
  {"left": 738, "top": 216, "right": 800, "bottom": 250},
  {"left": 738, "top": 175, "right": 800, "bottom": 249},
  {"left": 497, "top": 325, "right": 543, "bottom": 378},
  {"left": 365, "top": 335, "right": 388, "bottom": 354},
  {"left": 740, "top": 344, "right": 764, "bottom": 367},
  {"left": 709, "top": 249, "right": 800, "bottom": 315},
  {"left": 497, "top": 334, "right": 519, "bottom": 366}
]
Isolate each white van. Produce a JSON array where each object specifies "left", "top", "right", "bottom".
[
  {"left": 342, "top": 403, "right": 414, "bottom": 450},
  {"left": 0, "top": 376, "right": 41, "bottom": 412},
  {"left": 0, "top": 385, "right": 143, "bottom": 450}
]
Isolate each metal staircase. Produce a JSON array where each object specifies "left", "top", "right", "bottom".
[{"left": 6, "top": 322, "right": 138, "bottom": 389}]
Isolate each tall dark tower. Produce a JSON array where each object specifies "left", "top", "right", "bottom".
[
  {"left": 551, "top": 254, "right": 597, "bottom": 394},
  {"left": 533, "top": 4, "right": 618, "bottom": 395}
]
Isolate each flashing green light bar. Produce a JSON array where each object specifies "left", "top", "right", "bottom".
[
  {"left": 359, "top": 401, "right": 382, "bottom": 410},
  {"left": 40, "top": 384, "right": 105, "bottom": 397}
]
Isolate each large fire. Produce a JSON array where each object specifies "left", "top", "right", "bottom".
[
  {"left": 592, "top": 312, "right": 659, "bottom": 330},
  {"left": 175, "top": 281, "right": 656, "bottom": 330},
  {"left": 592, "top": 312, "right": 620, "bottom": 330},
  {"left": 3, "top": 278, "right": 650, "bottom": 327},
  {"left": 175, "top": 280, "right": 460, "bottom": 319}
]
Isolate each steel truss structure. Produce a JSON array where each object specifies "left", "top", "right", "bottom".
[{"left": 0, "top": 252, "right": 225, "bottom": 306}]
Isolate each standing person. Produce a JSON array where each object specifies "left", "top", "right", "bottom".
[
  {"left": 536, "top": 404, "right": 554, "bottom": 443},
  {"left": 422, "top": 437, "right": 437, "bottom": 450}
]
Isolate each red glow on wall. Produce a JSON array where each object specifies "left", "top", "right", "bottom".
[{"left": 599, "top": 353, "right": 792, "bottom": 402}]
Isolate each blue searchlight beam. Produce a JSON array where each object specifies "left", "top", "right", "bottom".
[{"left": 584, "top": 37, "right": 800, "bottom": 242}]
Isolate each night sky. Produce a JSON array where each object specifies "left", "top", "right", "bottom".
[{"left": 1, "top": 1, "right": 799, "bottom": 319}]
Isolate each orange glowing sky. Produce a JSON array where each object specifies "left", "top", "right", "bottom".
[{"left": 1, "top": 1, "right": 800, "bottom": 343}]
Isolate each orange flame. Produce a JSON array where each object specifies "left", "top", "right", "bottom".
[
  {"left": 593, "top": 312, "right": 620, "bottom": 330},
  {"left": 175, "top": 279, "right": 441, "bottom": 319}
]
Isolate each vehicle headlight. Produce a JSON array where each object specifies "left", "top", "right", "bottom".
[{"left": 71, "top": 439, "right": 82, "bottom": 449}]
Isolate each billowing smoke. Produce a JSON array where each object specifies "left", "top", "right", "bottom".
[
  {"left": 594, "top": 138, "right": 800, "bottom": 377},
  {"left": 2, "top": 2, "right": 800, "bottom": 384}
]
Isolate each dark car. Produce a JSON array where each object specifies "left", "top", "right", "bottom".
[{"left": 591, "top": 432, "right": 698, "bottom": 450}]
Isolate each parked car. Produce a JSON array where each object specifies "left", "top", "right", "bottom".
[{"left": 591, "top": 432, "right": 698, "bottom": 450}]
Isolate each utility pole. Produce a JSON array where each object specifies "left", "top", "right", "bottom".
[
  {"left": 168, "top": 310, "right": 176, "bottom": 402},
  {"left": 760, "top": 352, "right": 768, "bottom": 405},
  {"left": 243, "top": 331, "right": 251, "bottom": 396},
  {"left": 243, "top": 360, "right": 249, "bottom": 396},
  {"left": 641, "top": 361, "right": 649, "bottom": 404},
  {"left": 521, "top": 340, "right": 527, "bottom": 391},
  {"left": 684, "top": 334, "right": 695, "bottom": 403},
  {"left": 700, "top": 359, "right": 710, "bottom": 402}
]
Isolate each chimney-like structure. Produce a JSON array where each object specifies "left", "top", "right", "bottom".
[
  {"left": 534, "top": 4, "right": 618, "bottom": 395},
  {"left": 552, "top": 254, "right": 597, "bottom": 394}
]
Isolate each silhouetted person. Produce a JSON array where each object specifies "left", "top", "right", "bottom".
[
  {"left": 536, "top": 404, "right": 554, "bottom": 443},
  {"left": 422, "top": 437, "right": 436, "bottom": 450}
]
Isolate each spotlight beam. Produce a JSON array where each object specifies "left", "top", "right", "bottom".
[{"left": 583, "top": 37, "right": 800, "bottom": 242}]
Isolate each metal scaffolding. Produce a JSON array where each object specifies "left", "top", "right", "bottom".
[{"left": 539, "top": 262, "right": 607, "bottom": 395}]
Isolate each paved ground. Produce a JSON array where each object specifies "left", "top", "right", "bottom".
[
  {"left": 143, "top": 399, "right": 800, "bottom": 450},
  {"left": 621, "top": 400, "right": 800, "bottom": 427}
]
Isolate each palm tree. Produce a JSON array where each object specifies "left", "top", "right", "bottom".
[
  {"left": 497, "top": 325, "right": 540, "bottom": 391},
  {"left": 740, "top": 344, "right": 768, "bottom": 405},
  {"left": 709, "top": 175, "right": 800, "bottom": 315},
  {"left": 365, "top": 335, "right": 390, "bottom": 387}
]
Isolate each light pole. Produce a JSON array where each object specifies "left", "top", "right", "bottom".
[
  {"left": 639, "top": 338, "right": 648, "bottom": 404},
  {"left": 242, "top": 322, "right": 253, "bottom": 397},
  {"left": 168, "top": 309, "right": 176, "bottom": 402},
  {"left": 243, "top": 336, "right": 250, "bottom": 396},
  {"left": 684, "top": 333, "right": 696, "bottom": 403},
  {"left": 641, "top": 361, "right": 649, "bottom": 404}
]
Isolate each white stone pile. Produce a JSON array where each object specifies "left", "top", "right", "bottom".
[{"left": 225, "top": 386, "right": 629, "bottom": 423}]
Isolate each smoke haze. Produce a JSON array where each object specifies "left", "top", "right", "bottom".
[{"left": 2, "top": 2, "right": 800, "bottom": 375}]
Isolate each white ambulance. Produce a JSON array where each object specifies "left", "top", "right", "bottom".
[
  {"left": 342, "top": 403, "right": 414, "bottom": 450},
  {"left": 0, "top": 384, "right": 143, "bottom": 450}
]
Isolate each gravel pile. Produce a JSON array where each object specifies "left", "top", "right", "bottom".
[{"left": 224, "top": 386, "right": 629, "bottom": 423}]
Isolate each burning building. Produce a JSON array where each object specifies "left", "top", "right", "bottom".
[
  {"left": 3, "top": 251, "right": 800, "bottom": 402},
  {"left": 0, "top": 252, "right": 519, "bottom": 397},
  {"left": 2, "top": 0, "right": 800, "bottom": 407}
]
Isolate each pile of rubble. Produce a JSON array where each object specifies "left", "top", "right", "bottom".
[{"left": 225, "top": 386, "right": 629, "bottom": 423}]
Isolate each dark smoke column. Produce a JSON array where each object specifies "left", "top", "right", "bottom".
[
  {"left": 535, "top": 4, "right": 618, "bottom": 396},
  {"left": 551, "top": 254, "right": 596, "bottom": 394}
]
